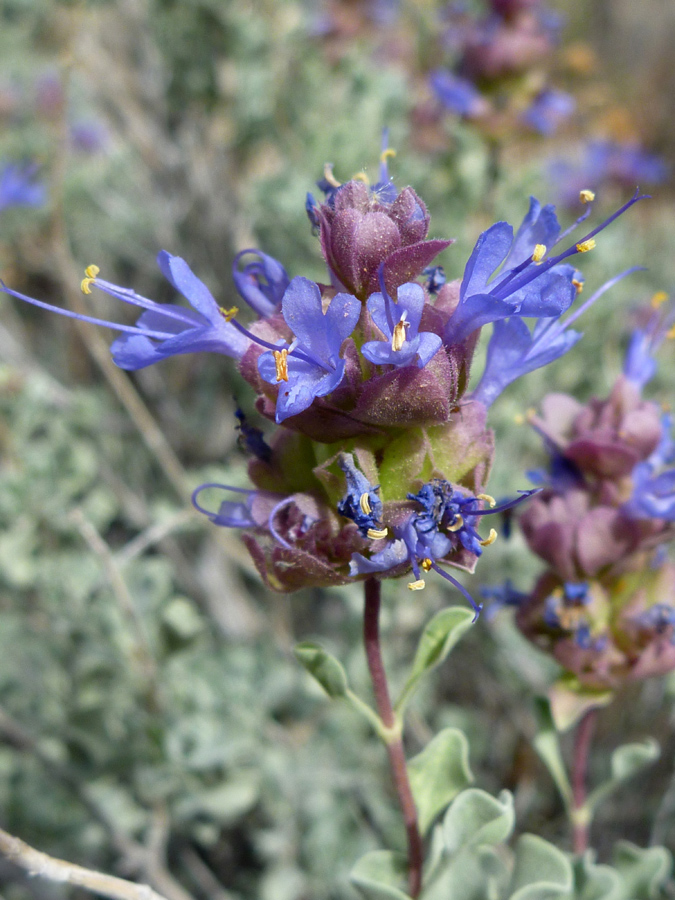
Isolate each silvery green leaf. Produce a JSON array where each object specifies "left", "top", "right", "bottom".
[
  {"left": 611, "top": 841, "right": 673, "bottom": 900},
  {"left": 409, "top": 727, "right": 474, "bottom": 835},
  {"left": 442, "top": 788, "right": 514, "bottom": 854},
  {"left": 350, "top": 850, "right": 411, "bottom": 900},
  {"left": 507, "top": 834, "right": 573, "bottom": 900},
  {"left": 294, "top": 641, "right": 349, "bottom": 698},
  {"left": 586, "top": 740, "right": 660, "bottom": 813},
  {"left": 397, "top": 608, "right": 474, "bottom": 712}
]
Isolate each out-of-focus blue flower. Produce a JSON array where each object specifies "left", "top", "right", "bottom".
[
  {"left": 445, "top": 192, "right": 644, "bottom": 347},
  {"left": 624, "top": 298, "right": 674, "bottom": 392},
  {"left": 549, "top": 141, "right": 669, "bottom": 206},
  {"left": 361, "top": 281, "right": 442, "bottom": 369},
  {"left": 257, "top": 277, "right": 361, "bottom": 423},
  {"left": 481, "top": 579, "right": 529, "bottom": 619},
  {"left": 624, "top": 417, "right": 675, "bottom": 521},
  {"left": 70, "top": 121, "right": 108, "bottom": 154},
  {"left": 522, "top": 89, "right": 575, "bottom": 136},
  {"left": 429, "top": 70, "right": 488, "bottom": 118},
  {"left": 0, "top": 162, "right": 45, "bottom": 211},
  {"left": 234, "top": 407, "right": 272, "bottom": 462},
  {"left": 232, "top": 249, "right": 290, "bottom": 317},
  {"left": 337, "top": 453, "right": 384, "bottom": 538},
  {"left": 1, "top": 251, "right": 251, "bottom": 370}
]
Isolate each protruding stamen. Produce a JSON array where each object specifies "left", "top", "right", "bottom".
[
  {"left": 421, "top": 558, "right": 433, "bottom": 572},
  {"left": 479, "top": 528, "right": 498, "bottom": 547},
  {"left": 380, "top": 148, "right": 397, "bottom": 164},
  {"left": 651, "top": 291, "right": 669, "bottom": 309},
  {"left": 219, "top": 306, "right": 239, "bottom": 322},
  {"left": 407, "top": 579, "right": 426, "bottom": 591},
  {"left": 273, "top": 349, "right": 289, "bottom": 382},
  {"left": 579, "top": 189, "right": 595, "bottom": 204},
  {"left": 476, "top": 493, "right": 496, "bottom": 507},
  {"left": 572, "top": 278, "right": 584, "bottom": 294},
  {"left": 576, "top": 238, "right": 596, "bottom": 253},
  {"left": 353, "top": 171, "right": 370, "bottom": 185},
  {"left": 532, "top": 244, "right": 547, "bottom": 263},
  {"left": 323, "top": 163, "right": 341, "bottom": 188},
  {"left": 447, "top": 515, "right": 464, "bottom": 532},
  {"left": 80, "top": 264, "right": 101, "bottom": 295},
  {"left": 359, "top": 492, "right": 372, "bottom": 515},
  {"left": 391, "top": 314, "right": 409, "bottom": 351},
  {"left": 367, "top": 526, "right": 388, "bottom": 540}
]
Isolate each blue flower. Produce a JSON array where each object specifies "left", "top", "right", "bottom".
[
  {"left": 192, "top": 483, "right": 258, "bottom": 527},
  {"left": 361, "top": 281, "right": 442, "bottom": 369},
  {"left": 624, "top": 432, "right": 675, "bottom": 522},
  {"left": 1, "top": 251, "right": 251, "bottom": 370},
  {"left": 522, "top": 89, "right": 575, "bottom": 136},
  {"left": 429, "top": 70, "right": 487, "bottom": 118},
  {"left": 349, "top": 480, "right": 538, "bottom": 618},
  {"left": 0, "top": 162, "right": 45, "bottom": 211},
  {"left": 232, "top": 249, "right": 290, "bottom": 317},
  {"left": 423, "top": 265, "right": 446, "bottom": 295},
  {"left": 624, "top": 299, "right": 674, "bottom": 392},
  {"left": 336, "top": 453, "right": 385, "bottom": 537},
  {"left": 445, "top": 192, "right": 644, "bottom": 353},
  {"left": 257, "top": 277, "right": 361, "bottom": 423}
]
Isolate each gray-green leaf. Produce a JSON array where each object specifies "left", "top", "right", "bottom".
[
  {"left": 294, "top": 642, "right": 349, "bottom": 698},
  {"left": 443, "top": 788, "right": 514, "bottom": 854},
  {"left": 397, "top": 608, "right": 474, "bottom": 712},
  {"left": 409, "top": 727, "right": 474, "bottom": 835},
  {"left": 611, "top": 841, "right": 673, "bottom": 900},
  {"left": 507, "top": 834, "right": 573, "bottom": 900},
  {"left": 350, "top": 850, "right": 411, "bottom": 900}
]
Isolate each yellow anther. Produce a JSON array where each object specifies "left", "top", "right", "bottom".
[
  {"left": 447, "top": 515, "right": 464, "bottom": 533},
  {"left": 81, "top": 264, "right": 100, "bottom": 293},
  {"left": 579, "top": 189, "right": 595, "bottom": 204},
  {"left": 353, "top": 171, "right": 370, "bottom": 185},
  {"left": 532, "top": 244, "right": 547, "bottom": 263},
  {"left": 576, "top": 239, "right": 596, "bottom": 253},
  {"left": 380, "top": 148, "right": 397, "bottom": 164},
  {"left": 391, "top": 316, "right": 409, "bottom": 351},
  {"left": 323, "top": 163, "right": 341, "bottom": 188},
  {"left": 273, "top": 349, "right": 289, "bottom": 383},
  {"left": 407, "top": 579, "right": 426, "bottom": 591},
  {"left": 359, "top": 492, "right": 372, "bottom": 515},
  {"left": 651, "top": 291, "right": 669, "bottom": 309},
  {"left": 667, "top": 324, "right": 675, "bottom": 340},
  {"left": 514, "top": 413, "right": 525, "bottom": 425},
  {"left": 367, "top": 527, "right": 388, "bottom": 540},
  {"left": 572, "top": 279, "right": 584, "bottom": 294},
  {"left": 476, "top": 493, "right": 496, "bottom": 507},
  {"left": 421, "top": 558, "right": 433, "bottom": 572},
  {"left": 479, "top": 528, "right": 498, "bottom": 547},
  {"left": 219, "top": 306, "right": 239, "bottom": 322}
]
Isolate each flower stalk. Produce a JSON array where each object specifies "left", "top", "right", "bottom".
[
  {"left": 364, "top": 578, "right": 423, "bottom": 898},
  {"left": 571, "top": 707, "right": 598, "bottom": 854}
]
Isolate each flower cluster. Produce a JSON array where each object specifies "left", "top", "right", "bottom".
[
  {"left": 430, "top": 0, "right": 574, "bottom": 137},
  {"left": 499, "top": 297, "right": 675, "bottom": 690},
  {"left": 0, "top": 142, "right": 643, "bottom": 610}
]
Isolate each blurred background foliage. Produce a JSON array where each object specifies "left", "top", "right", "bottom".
[{"left": 0, "top": 1, "right": 674, "bottom": 898}]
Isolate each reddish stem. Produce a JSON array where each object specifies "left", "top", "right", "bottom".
[
  {"left": 571, "top": 708, "right": 598, "bottom": 854},
  {"left": 364, "top": 578, "right": 424, "bottom": 899}
]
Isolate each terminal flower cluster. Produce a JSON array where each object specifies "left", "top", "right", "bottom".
[
  {"left": 0, "top": 142, "right": 643, "bottom": 611},
  {"left": 430, "top": 0, "right": 574, "bottom": 136},
  {"left": 497, "top": 298, "right": 675, "bottom": 689}
]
